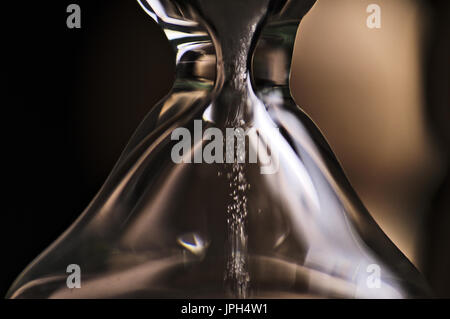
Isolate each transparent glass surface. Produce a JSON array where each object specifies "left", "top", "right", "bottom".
[{"left": 7, "top": 0, "right": 429, "bottom": 298}]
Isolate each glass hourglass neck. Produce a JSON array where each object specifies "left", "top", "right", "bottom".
[
  {"left": 138, "top": 0, "right": 316, "bottom": 95},
  {"left": 195, "top": 0, "right": 272, "bottom": 91}
]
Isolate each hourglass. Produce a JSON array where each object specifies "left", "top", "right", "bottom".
[{"left": 7, "top": 0, "right": 429, "bottom": 298}]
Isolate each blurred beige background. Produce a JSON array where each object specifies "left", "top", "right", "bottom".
[{"left": 291, "top": 0, "right": 444, "bottom": 268}]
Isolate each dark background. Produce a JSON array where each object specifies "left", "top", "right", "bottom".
[
  {"left": 3, "top": 0, "right": 174, "bottom": 296},
  {"left": 3, "top": 0, "right": 449, "bottom": 298}
]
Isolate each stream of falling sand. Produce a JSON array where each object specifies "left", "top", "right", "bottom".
[{"left": 224, "top": 158, "right": 250, "bottom": 298}]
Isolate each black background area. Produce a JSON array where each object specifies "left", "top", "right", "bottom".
[{"left": 3, "top": 0, "right": 174, "bottom": 296}]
